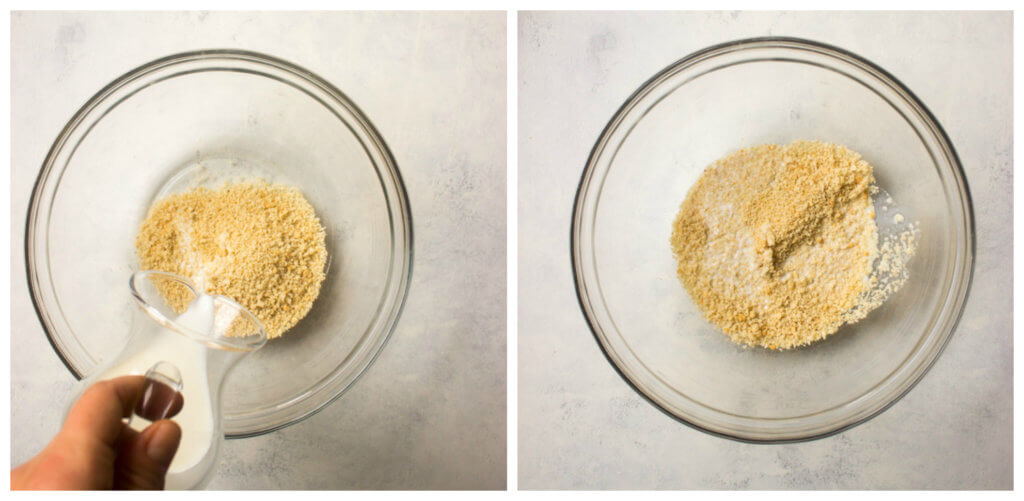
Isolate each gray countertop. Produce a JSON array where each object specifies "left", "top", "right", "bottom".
[
  {"left": 11, "top": 11, "right": 506, "bottom": 490},
  {"left": 518, "top": 11, "right": 1012, "bottom": 489}
]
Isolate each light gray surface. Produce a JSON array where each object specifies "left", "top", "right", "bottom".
[
  {"left": 518, "top": 11, "right": 1012, "bottom": 490},
  {"left": 11, "top": 11, "right": 506, "bottom": 490}
]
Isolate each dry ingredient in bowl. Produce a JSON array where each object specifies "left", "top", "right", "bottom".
[
  {"left": 136, "top": 180, "right": 327, "bottom": 339},
  {"left": 671, "top": 140, "right": 915, "bottom": 350}
]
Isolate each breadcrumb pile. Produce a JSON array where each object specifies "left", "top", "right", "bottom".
[
  {"left": 671, "top": 140, "right": 882, "bottom": 350},
  {"left": 136, "top": 181, "right": 327, "bottom": 339}
]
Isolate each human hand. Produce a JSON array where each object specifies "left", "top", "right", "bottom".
[{"left": 11, "top": 376, "right": 183, "bottom": 490}]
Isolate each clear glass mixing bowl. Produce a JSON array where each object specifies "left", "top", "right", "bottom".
[
  {"left": 26, "top": 50, "right": 413, "bottom": 437},
  {"left": 572, "top": 38, "right": 974, "bottom": 442}
]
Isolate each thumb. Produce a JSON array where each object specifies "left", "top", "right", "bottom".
[{"left": 113, "top": 420, "right": 181, "bottom": 490}]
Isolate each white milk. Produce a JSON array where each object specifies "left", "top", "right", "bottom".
[{"left": 108, "top": 294, "right": 217, "bottom": 489}]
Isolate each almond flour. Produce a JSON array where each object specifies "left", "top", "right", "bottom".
[
  {"left": 136, "top": 181, "right": 327, "bottom": 339},
  {"left": 671, "top": 140, "right": 914, "bottom": 350}
]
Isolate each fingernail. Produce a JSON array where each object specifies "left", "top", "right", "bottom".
[{"left": 146, "top": 421, "right": 182, "bottom": 465}]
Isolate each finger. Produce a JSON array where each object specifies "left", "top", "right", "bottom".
[
  {"left": 135, "top": 379, "right": 185, "bottom": 421},
  {"left": 60, "top": 376, "right": 146, "bottom": 451},
  {"left": 16, "top": 376, "right": 148, "bottom": 490},
  {"left": 165, "top": 392, "right": 184, "bottom": 419},
  {"left": 113, "top": 420, "right": 181, "bottom": 490}
]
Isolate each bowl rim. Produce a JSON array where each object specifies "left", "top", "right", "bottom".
[
  {"left": 25, "top": 48, "right": 415, "bottom": 438},
  {"left": 571, "top": 36, "right": 976, "bottom": 443}
]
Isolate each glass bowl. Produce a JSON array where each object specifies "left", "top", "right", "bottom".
[
  {"left": 26, "top": 50, "right": 413, "bottom": 437},
  {"left": 572, "top": 37, "right": 974, "bottom": 442}
]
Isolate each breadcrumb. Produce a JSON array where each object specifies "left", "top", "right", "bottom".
[
  {"left": 671, "top": 140, "right": 885, "bottom": 349},
  {"left": 136, "top": 181, "right": 327, "bottom": 339}
]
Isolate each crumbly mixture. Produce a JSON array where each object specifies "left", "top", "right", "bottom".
[
  {"left": 842, "top": 220, "right": 918, "bottom": 325},
  {"left": 671, "top": 140, "right": 893, "bottom": 349},
  {"left": 136, "top": 181, "right": 327, "bottom": 339}
]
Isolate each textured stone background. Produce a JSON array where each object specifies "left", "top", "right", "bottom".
[
  {"left": 11, "top": 11, "right": 506, "bottom": 490},
  {"left": 518, "top": 11, "right": 1011, "bottom": 490}
]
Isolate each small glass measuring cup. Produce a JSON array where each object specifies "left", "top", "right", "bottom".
[{"left": 65, "top": 271, "right": 267, "bottom": 489}]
